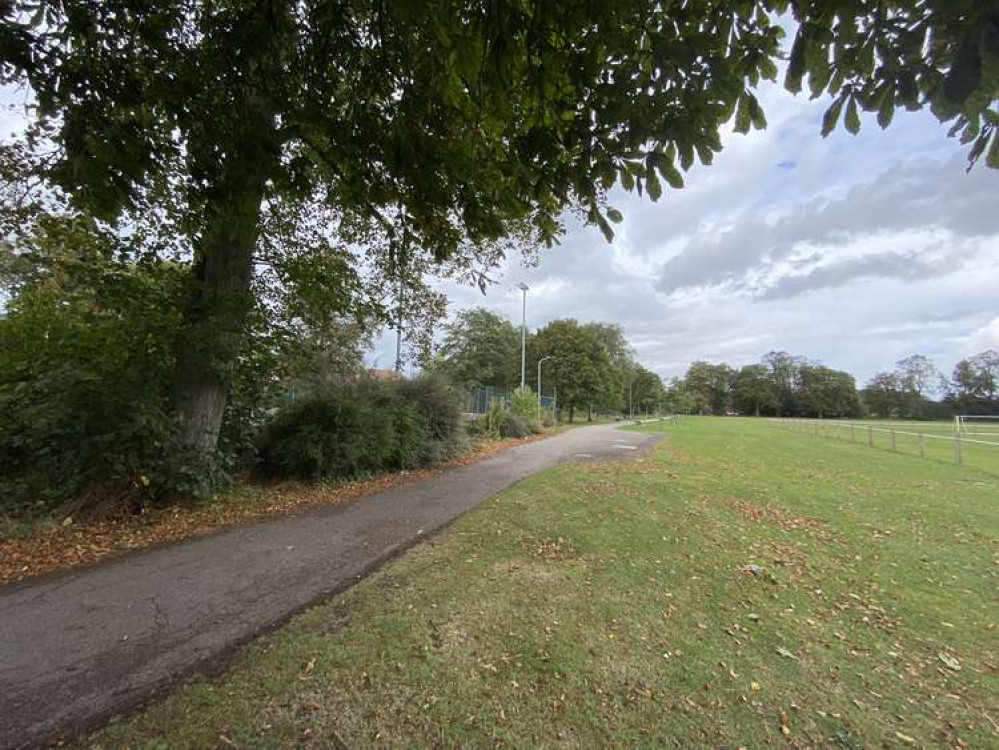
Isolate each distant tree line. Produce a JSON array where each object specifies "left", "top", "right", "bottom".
[
  {"left": 430, "top": 308, "right": 665, "bottom": 422},
  {"left": 667, "top": 350, "right": 999, "bottom": 419},
  {"left": 863, "top": 352, "right": 999, "bottom": 419},
  {"left": 431, "top": 308, "right": 999, "bottom": 422}
]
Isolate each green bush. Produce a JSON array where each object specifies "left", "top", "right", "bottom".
[
  {"left": 0, "top": 246, "right": 188, "bottom": 517},
  {"left": 466, "top": 415, "right": 490, "bottom": 437},
  {"left": 392, "top": 404, "right": 426, "bottom": 469},
  {"left": 466, "top": 394, "right": 541, "bottom": 440},
  {"left": 510, "top": 387, "right": 542, "bottom": 433},
  {"left": 510, "top": 387, "right": 537, "bottom": 418},
  {"left": 255, "top": 376, "right": 466, "bottom": 480},
  {"left": 256, "top": 385, "right": 391, "bottom": 479},
  {"left": 499, "top": 411, "right": 534, "bottom": 438},
  {"left": 396, "top": 374, "right": 466, "bottom": 463},
  {"left": 483, "top": 398, "right": 508, "bottom": 437}
]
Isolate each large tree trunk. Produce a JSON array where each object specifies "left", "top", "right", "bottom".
[
  {"left": 173, "top": 183, "right": 264, "bottom": 458},
  {"left": 168, "top": 3, "right": 289, "bottom": 465}
]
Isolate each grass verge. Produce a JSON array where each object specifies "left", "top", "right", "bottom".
[{"left": 80, "top": 418, "right": 998, "bottom": 749}]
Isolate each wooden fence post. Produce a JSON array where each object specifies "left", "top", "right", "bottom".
[
  {"left": 890, "top": 429, "right": 896, "bottom": 451},
  {"left": 954, "top": 434, "right": 962, "bottom": 465},
  {"left": 918, "top": 433, "right": 925, "bottom": 459}
]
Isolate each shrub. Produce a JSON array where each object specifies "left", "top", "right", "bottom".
[
  {"left": 499, "top": 411, "right": 534, "bottom": 438},
  {"left": 0, "top": 249, "right": 188, "bottom": 518},
  {"left": 466, "top": 414, "right": 490, "bottom": 437},
  {"left": 256, "top": 384, "right": 391, "bottom": 479},
  {"left": 510, "top": 387, "right": 537, "bottom": 418},
  {"left": 483, "top": 397, "right": 508, "bottom": 436},
  {"left": 395, "top": 373, "right": 466, "bottom": 463},
  {"left": 509, "top": 387, "right": 542, "bottom": 433},
  {"left": 467, "top": 394, "right": 541, "bottom": 440},
  {"left": 391, "top": 404, "right": 426, "bottom": 469},
  {"left": 255, "top": 376, "right": 466, "bottom": 480}
]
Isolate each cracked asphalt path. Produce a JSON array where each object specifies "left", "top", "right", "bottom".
[{"left": 0, "top": 423, "right": 662, "bottom": 749}]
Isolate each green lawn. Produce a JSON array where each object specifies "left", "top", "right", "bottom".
[{"left": 82, "top": 418, "right": 998, "bottom": 749}]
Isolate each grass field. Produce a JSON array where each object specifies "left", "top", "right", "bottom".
[{"left": 81, "top": 418, "right": 998, "bottom": 749}]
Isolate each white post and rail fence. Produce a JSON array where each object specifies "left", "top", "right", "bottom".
[{"left": 769, "top": 417, "right": 999, "bottom": 469}]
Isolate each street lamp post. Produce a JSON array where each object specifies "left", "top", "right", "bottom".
[
  {"left": 517, "top": 282, "right": 529, "bottom": 390},
  {"left": 537, "top": 356, "right": 554, "bottom": 420}
]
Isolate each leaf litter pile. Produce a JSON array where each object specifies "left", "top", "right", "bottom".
[
  {"left": 81, "top": 418, "right": 998, "bottom": 749},
  {"left": 0, "top": 433, "right": 552, "bottom": 584}
]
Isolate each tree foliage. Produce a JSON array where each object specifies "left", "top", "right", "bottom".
[
  {"left": 582, "top": 322, "right": 634, "bottom": 412},
  {"left": 529, "top": 319, "right": 617, "bottom": 422},
  {"left": 676, "top": 353, "right": 861, "bottom": 418},
  {"left": 685, "top": 361, "right": 737, "bottom": 415},
  {"left": 0, "top": 214, "right": 188, "bottom": 513},
  {"left": 628, "top": 364, "right": 666, "bottom": 415},
  {"left": 944, "top": 350, "right": 999, "bottom": 415},
  {"left": 2, "top": 1, "right": 995, "bottom": 241},
  {"left": 862, "top": 355, "right": 944, "bottom": 419},
  {"left": 797, "top": 364, "right": 861, "bottom": 418},
  {"left": 434, "top": 307, "right": 520, "bottom": 389},
  {"left": 733, "top": 364, "right": 776, "bottom": 417}
]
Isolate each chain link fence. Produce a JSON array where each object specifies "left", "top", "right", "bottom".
[{"left": 466, "top": 385, "right": 555, "bottom": 414}]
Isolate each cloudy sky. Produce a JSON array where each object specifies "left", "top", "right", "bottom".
[{"left": 372, "top": 80, "right": 999, "bottom": 386}]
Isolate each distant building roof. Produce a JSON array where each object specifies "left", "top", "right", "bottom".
[{"left": 368, "top": 368, "right": 403, "bottom": 381}]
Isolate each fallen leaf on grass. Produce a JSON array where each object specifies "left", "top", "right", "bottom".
[
  {"left": 298, "top": 658, "right": 316, "bottom": 681},
  {"left": 938, "top": 653, "right": 961, "bottom": 671},
  {"left": 776, "top": 646, "right": 799, "bottom": 661}
]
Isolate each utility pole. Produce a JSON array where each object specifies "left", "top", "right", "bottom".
[
  {"left": 517, "top": 282, "right": 529, "bottom": 389},
  {"left": 394, "top": 212, "right": 408, "bottom": 374}
]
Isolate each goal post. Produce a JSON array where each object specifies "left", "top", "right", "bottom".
[{"left": 954, "top": 415, "right": 999, "bottom": 436}]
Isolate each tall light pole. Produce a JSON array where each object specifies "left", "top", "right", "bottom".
[
  {"left": 537, "top": 355, "right": 554, "bottom": 419},
  {"left": 517, "top": 282, "right": 529, "bottom": 389}
]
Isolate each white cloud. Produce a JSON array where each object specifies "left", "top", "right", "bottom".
[{"left": 959, "top": 318, "right": 999, "bottom": 357}]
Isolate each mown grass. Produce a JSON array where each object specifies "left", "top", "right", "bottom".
[{"left": 81, "top": 417, "right": 998, "bottom": 749}]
